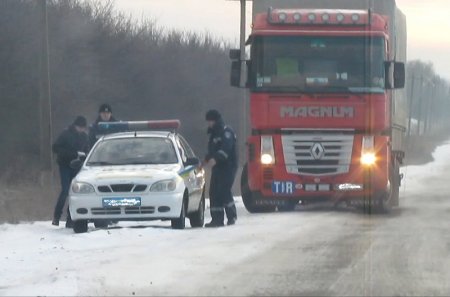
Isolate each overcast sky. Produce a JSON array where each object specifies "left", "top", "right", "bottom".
[{"left": 112, "top": 0, "right": 450, "bottom": 80}]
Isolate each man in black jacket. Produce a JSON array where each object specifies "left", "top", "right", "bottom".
[
  {"left": 89, "top": 103, "right": 117, "bottom": 147},
  {"left": 52, "top": 116, "right": 90, "bottom": 227},
  {"left": 204, "top": 110, "right": 238, "bottom": 227}
]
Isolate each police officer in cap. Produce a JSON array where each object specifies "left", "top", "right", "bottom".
[
  {"left": 52, "top": 116, "right": 90, "bottom": 227},
  {"left": 89, "top": 103, "right": 117, "bottom": 147},
  {"left": 204, "top": 109, "right": 238, "bottom": 227}
]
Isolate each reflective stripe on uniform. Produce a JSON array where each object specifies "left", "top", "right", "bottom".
[
  {"left": 210, "top": 207, "right": 225, "bottom": 212},
  {"left": 225, "top": 201, "right": 235, "bottom": 208},
  {"left": 217, "top": 150, "right": 228, "bottom": 159}
]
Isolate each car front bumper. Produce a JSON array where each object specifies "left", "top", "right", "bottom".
[{"left": 69, "top": 191, "right": 184, "bottom": 221}]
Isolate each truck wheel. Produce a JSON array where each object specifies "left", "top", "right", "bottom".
[
  {"left": 171, "top": 196, "right": 187, "bottom": 229},
  {"left": 278, "top": 200, "right": 299, "bottom": 212},
  {"left": 241, "top": 164, "right": 276, "bottom": 213},
  {"left": 391, "top": 160, "right": 400, "bottom": 207},
  {"left": 376, "top": 160, "right": 400, "bottom": 213},
  {"left": 73, "top": 220, "right": 88, "bottom": 233},
  {"left": 189, "top": 189, "right": 205, "bottom": 228}
]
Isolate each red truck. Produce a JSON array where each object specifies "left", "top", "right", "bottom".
[{"left": 230, "top": 0, "right": 407, "bottom": 213}]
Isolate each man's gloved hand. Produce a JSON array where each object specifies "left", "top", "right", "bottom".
[{"left": 201, "top": 158, "right": 216, "bottom": 169}]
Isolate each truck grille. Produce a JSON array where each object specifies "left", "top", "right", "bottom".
[{"left": 282, "top": 131, "right": 354, "bottom": 176}]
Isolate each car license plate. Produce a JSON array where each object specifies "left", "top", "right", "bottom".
[
  {"left": 272, "top": 181, "right": 295, "bottom": 195},
  {"left": 102, "top": 197, "right": 141, "bottom": 207}
]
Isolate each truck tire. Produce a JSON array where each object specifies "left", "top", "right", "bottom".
[
  {"left": 391, "top": 160, "right": 400, "bottom": 207},
  {"left": 189, "top": 189, "right": 205, "bottom": 228},
  {"left": 241, "top": 164, "right": 276, "bottom": 213},
  {"left": 73, "top": 220, "right": 88, "bottom": 233}
]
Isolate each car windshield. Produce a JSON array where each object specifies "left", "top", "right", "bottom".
[
  {"left": 87, "top": 137, "right": 178, "bottom": 166},
  {"left": 250, "top": 36, "right": 386, "bottom": 93}
]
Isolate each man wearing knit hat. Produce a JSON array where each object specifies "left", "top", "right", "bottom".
[
  {"left": 204, "top": 109, "right": 238, "bottom": 227},
  {"left": 52, "top": 116, "right": 90, "bottom": 227}
]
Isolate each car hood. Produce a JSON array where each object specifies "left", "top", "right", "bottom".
[{"left": 76, "top": 164, "right": 182, "bottom": 185}]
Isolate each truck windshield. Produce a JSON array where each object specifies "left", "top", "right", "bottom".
[{"left": 250, "top": 36, "right": 386, "bottom": 93}]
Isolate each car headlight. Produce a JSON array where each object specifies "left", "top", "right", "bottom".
[
  {"left": 71, "top": 182, "right": 95, "bottom": 194},
  {"left": 150, "top": 179, "right": 178, "bottom": 192}
]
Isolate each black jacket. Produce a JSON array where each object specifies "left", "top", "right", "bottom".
[
  {"left": 206, "top": 119, "right": 238, "bottom": 173},
  {"left": 88, "top": 116, "right": 117, "bottom": 147},
  {"left": 53, "top": 125, "right": 90, "bottom": 167}
]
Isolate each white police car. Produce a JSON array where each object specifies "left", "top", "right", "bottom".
[{"left": 68, "top": 120, "right": 206, "bottom": 233}]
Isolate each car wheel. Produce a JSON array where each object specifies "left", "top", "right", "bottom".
[
  {"left": 171, "top": 196, "right": 187, "bottom": 230},
  {"left": 73, "top": 220, "right": 88, "bottom": 233},
  {"left": 189, "top": 189, "right": 205, "bottom": 228},
  {"left": 94, "top": 220, "right": 109, "bottom": 229}
]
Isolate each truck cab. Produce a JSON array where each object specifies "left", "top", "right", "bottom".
[{"left": 231, "top": 1, "right": 407, "bottom": 213}]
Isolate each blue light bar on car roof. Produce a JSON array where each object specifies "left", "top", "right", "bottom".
[{"left": 97, "top": 120, "right": 181, "bottom": 134}]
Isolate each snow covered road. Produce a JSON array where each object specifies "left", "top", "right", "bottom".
[{"left": 2, "top": 140, "right": 450, "bottom": 296}]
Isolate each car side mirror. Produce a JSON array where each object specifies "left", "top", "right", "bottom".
[
  {"left": 184, "top": 157, "right": 200, "bottom": 167},
  {"left": 70, "top": 159, "right": 83, "bottom": 170}
]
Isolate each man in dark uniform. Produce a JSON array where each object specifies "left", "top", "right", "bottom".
[
  {"left": 89, "top": 103, "right": 117, "bottom": 147},
  {"left": 204, "top": 109, "right": 238, "bottom": 227},
  {"left": 52, "top": 116, "right": 90, "bottom": 227}
]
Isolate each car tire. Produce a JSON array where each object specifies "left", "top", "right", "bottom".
[
  {"left": 189, "top": 189, "right": 205, "bottom": 228},
  {"left": 94, "top": 220, "right": 109, "bottom": 229},
  {"left": 171, "top": 195, "right": 187, "bottom": 230},
  {"left": 73, "top": 220, "right": 88, "bottom": 233}
]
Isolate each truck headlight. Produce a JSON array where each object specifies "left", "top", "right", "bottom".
[
  {"left": 261, "top": 136, "right": 275, "bottom": 165},
  {"left": 150, "top": 179, "right": 178, "bottom": 192},
  {"left": 361, "top": 136, "right": 376, "bottom": 166},
  {"left": 71, "top": 182, "right": 95, "bottom": 194}
]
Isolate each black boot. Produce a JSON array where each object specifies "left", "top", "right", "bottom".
[
  {"left": 52, "top": 218, "right": 59, "bottom": 226},
  {"left": 205, "top": 220, "right": 224, "bottom": 228},
  {"left": 227, "top": 217, "right": 237, "bottom": 226}
]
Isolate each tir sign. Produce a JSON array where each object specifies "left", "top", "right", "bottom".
[{"left": 311, "top": 143, "right": 325, "bottom": 160}]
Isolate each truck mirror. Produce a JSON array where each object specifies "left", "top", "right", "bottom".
[
  {"left": 231, "top": 60, "right": 241, "bottom": 87},
  {"left": 229, "top": 49, "right": 241, "bottom": 60},
  {"left": 394, "top": 62, "right": 405, "bottom": 89}
]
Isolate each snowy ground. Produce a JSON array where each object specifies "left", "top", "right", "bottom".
[{"left": 2, "top": 140, "right": 450, "bottom": 296}]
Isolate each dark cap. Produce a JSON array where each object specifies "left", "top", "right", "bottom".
[
  {"left": 73, "top": 116, "right": 87, "bottom": 127},
  {"left": 99, "top": 103, "right": 112, "bottom": 113},
  {"left": 205, "top": 109, "right": 222, "bottom": 122}
]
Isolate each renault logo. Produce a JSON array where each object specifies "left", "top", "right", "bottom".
[{"left": 311, "top": 143, "right": 325, "bottom": 160}]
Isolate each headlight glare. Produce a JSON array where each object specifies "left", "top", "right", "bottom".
[
  {"left": 261, "top": 153, "right": 274, "bottom": 165},
  {"left": 361, "top": 152, "right": 376, "bottom": 166}
]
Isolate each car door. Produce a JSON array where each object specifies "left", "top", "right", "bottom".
[{"left": 178, "top": 136, "right": 204, "bottom": 211}]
